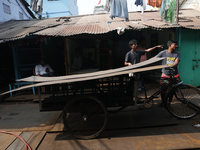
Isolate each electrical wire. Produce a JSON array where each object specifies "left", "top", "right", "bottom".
[{"left": 0, "top": 130, "right": 32, "bottom": 150}]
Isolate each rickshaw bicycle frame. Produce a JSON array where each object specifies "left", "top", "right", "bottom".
[{"left": 139, "top": 68, "right": 200, "bottom": 119}]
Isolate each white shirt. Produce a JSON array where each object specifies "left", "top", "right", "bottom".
[{"left": 35, "top": 64, "right": 54, "bottom": 75}]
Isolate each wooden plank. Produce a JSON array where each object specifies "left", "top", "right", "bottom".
[
  {"left": 7, "top": 132, "right": 33, "bottom": 150},
  {"left": 0, "top": 65, "right": 167, "bottom": 96},
  {"left": 23, "top": 131, "right": 46, "bottom": 150},
  {"left": 0, "top": 132, "right": 21, "bottom": 150},
  {"left": 17, "top": 57, "right": 165, "bottom": 82}
]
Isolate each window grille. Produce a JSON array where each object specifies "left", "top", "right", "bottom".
[
  {"left": 19, "top": 12, "right": 23, "bottom": 19},
  {"left": 3, "top": 3, "right": 11, "bottom": 15}
]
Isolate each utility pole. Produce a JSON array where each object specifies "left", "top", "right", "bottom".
[{"left": 176, "top": 0, "right": 179, "bottom": 24}]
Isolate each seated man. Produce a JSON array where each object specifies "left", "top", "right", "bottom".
[{"left": 35, "top": 59, "right": 54, "bottom": 77}]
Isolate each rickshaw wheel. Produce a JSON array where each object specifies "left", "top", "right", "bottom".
[
  {"left": 165, "top": 84, "right": 200, "bottom": 119},
  {"left": 63, "top": 96, "right": 108, "bottom": 139}
]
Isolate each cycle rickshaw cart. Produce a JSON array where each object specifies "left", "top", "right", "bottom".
[{"left": 3, "top": 58, "right": 200, "bottom": 140}]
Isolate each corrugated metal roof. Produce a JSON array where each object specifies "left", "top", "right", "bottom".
[
  {"left": 179, "top": 17, "right": 200, "bottom": 29},
  {"left": 33, "top": 11, "right": 183, "bottom": 37},
  {"left": 141, "top": 20, "right": 181, "bottom": 28},
  {"left": 0, "top": 10, "right": 200, "bottom": 43},
  {"left": 0, "top": 17, "right": 66, "bottom": 43},
  {"left": 129, "top": 11, "right": 161, "bottom": 21},
  {"left": 0, "top": 20, "right": 41, "bottom": 43}
]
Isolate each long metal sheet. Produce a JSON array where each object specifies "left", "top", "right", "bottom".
[
  {"left": 0, "top": 65, "right": 167, "bottom": 96},
  {"left": 17, "top": 57, "right": 164, "bottom": 82}
]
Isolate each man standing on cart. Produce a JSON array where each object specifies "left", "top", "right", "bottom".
[
  {"left": 156, "top": 40, "right": 180, "bottom": 106},
  {"left": 124, "top": 39, "right": 163, "bottom": 93}
]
